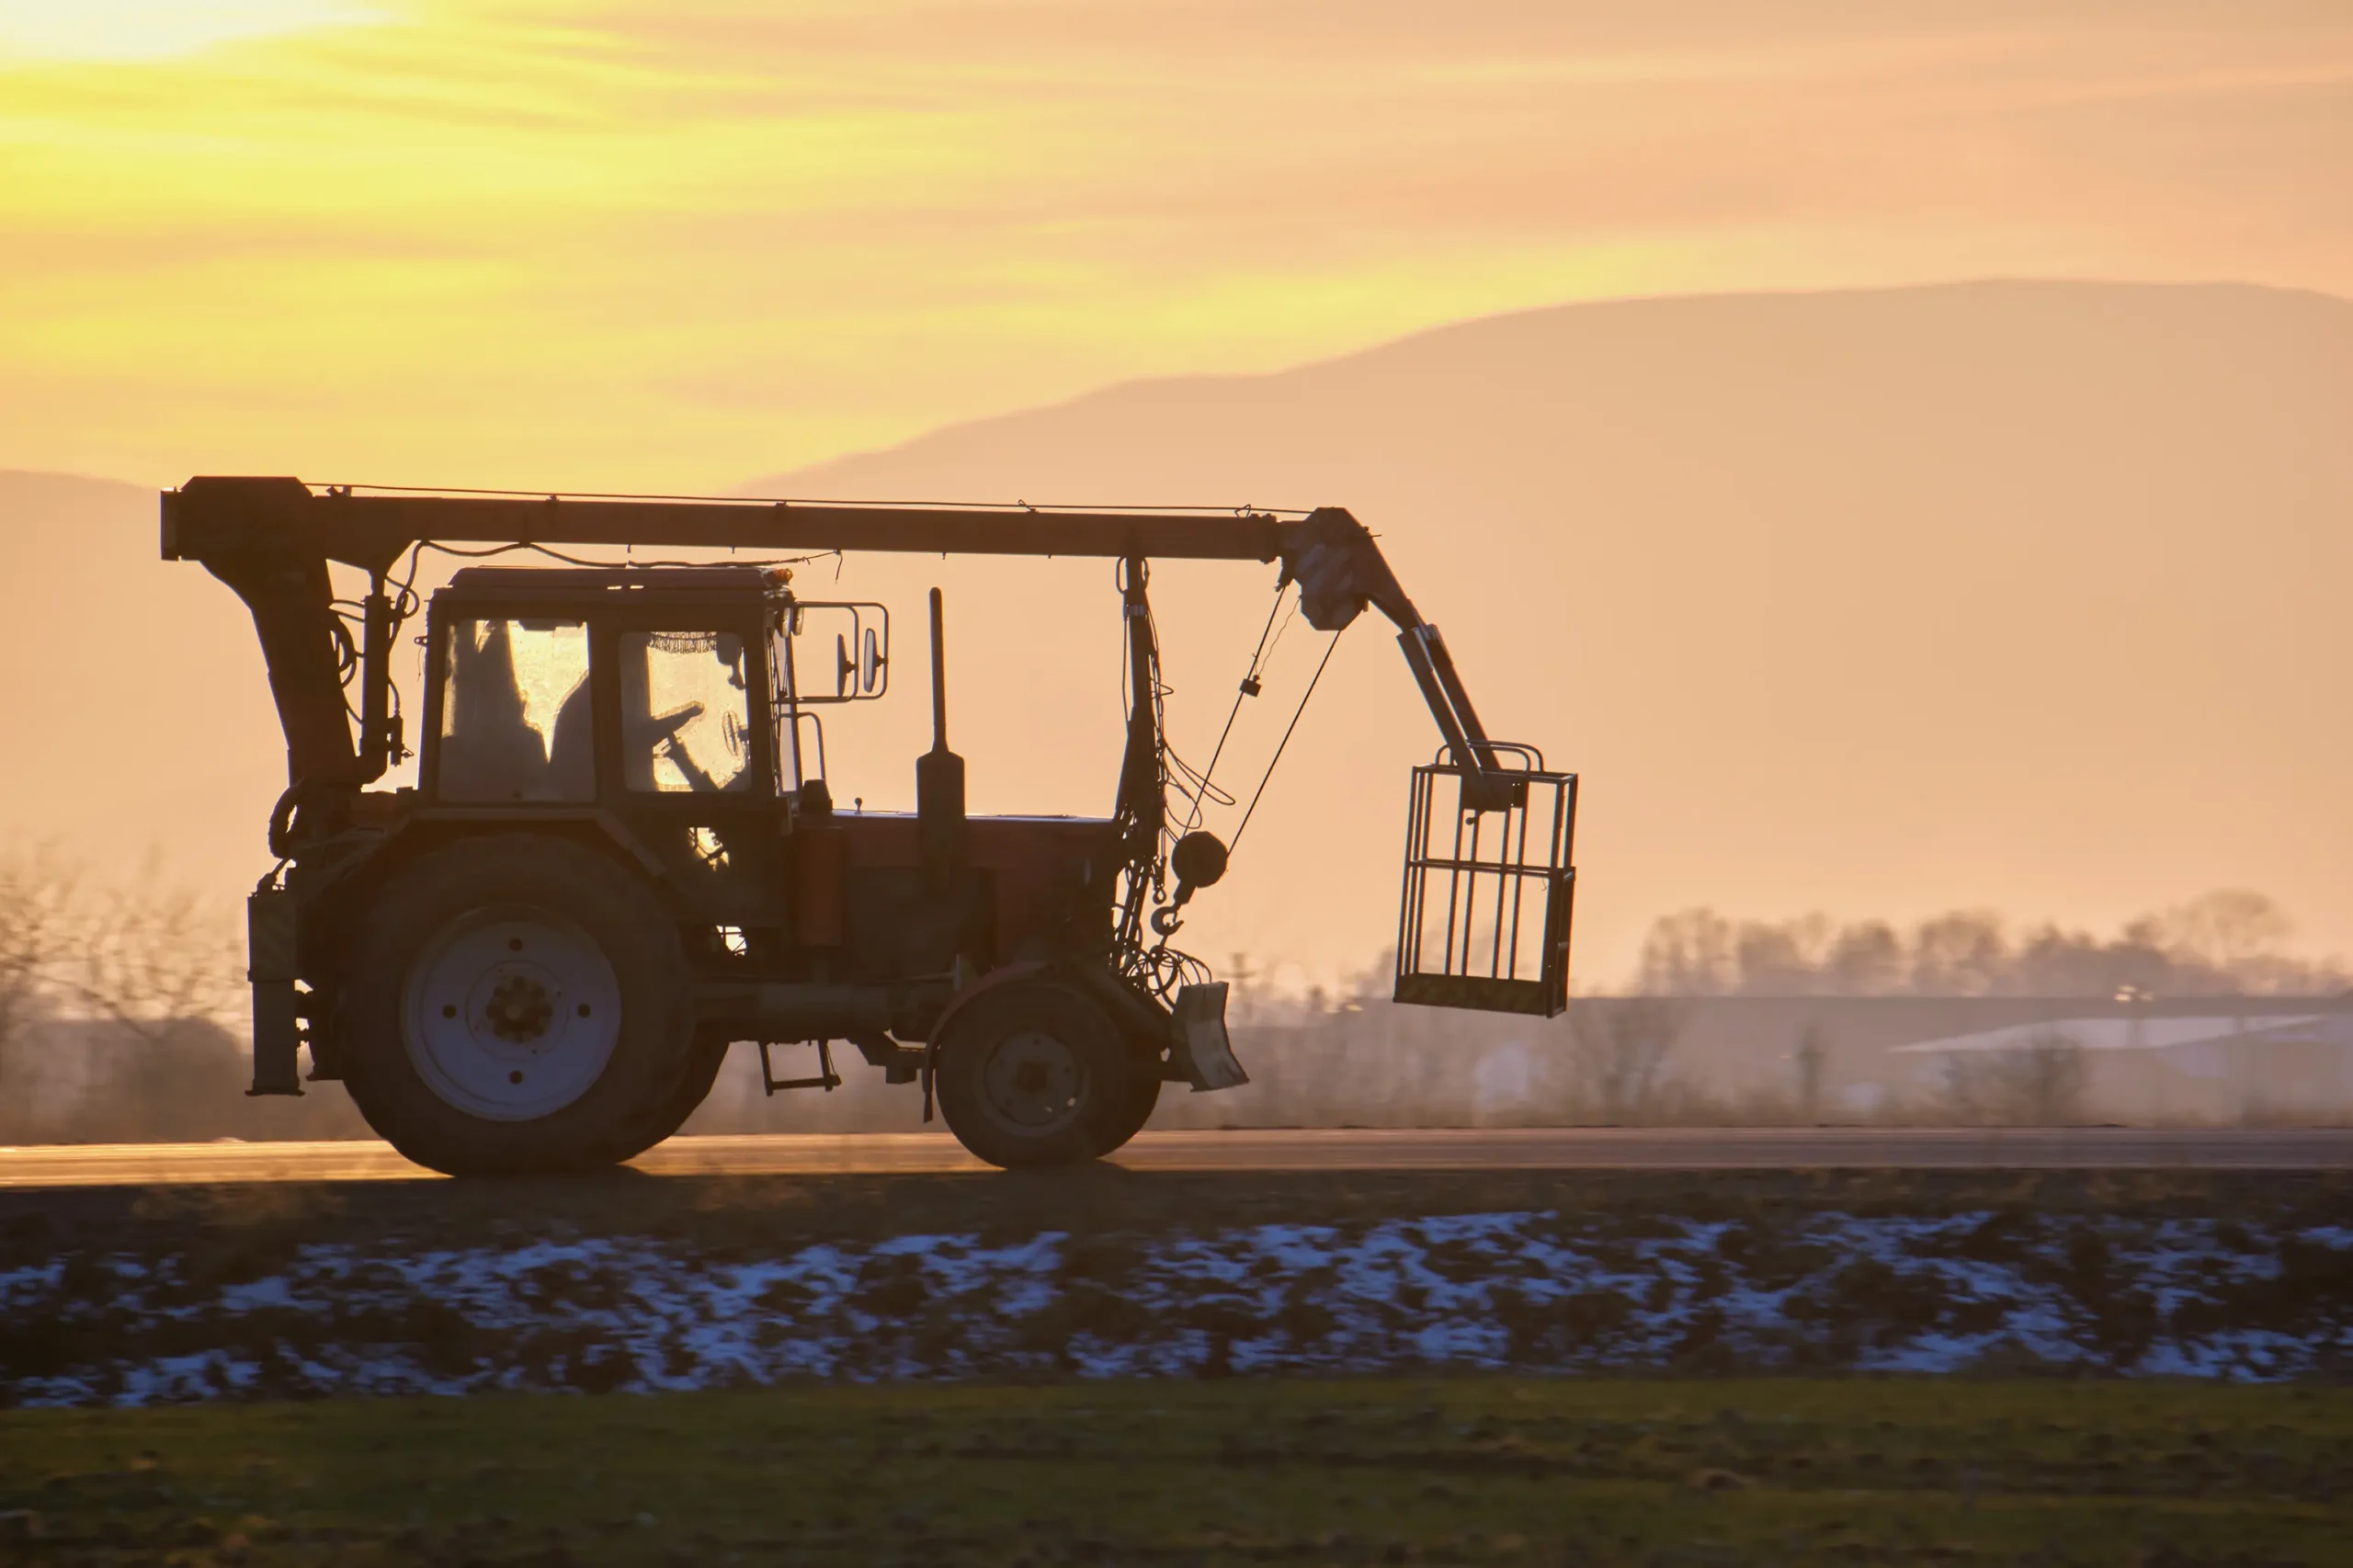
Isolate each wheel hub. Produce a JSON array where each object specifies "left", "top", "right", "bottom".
[
  {"left": 981, "top": 1028, "right": 1085, "bottom": 1131},
  {"left": 404, "top": 909, "right": 622, "bottom": 1121},
  {"left": 479, "top": 970, "right": 558, "bottom": 1044}
]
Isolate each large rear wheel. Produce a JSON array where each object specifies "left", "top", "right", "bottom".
[
  {"left": 935, "top": 983, "right": 1143, "bottom": 1169},
  {"left": 604, "top": 1037, "right": 729, "bottom": 1162},
  {"left": 341, "top": 835, "right": 695, "bottom": 1176}
]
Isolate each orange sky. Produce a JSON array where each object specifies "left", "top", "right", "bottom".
[{"left": 4, "top": 1, "right": 2349, "bottom": 492}]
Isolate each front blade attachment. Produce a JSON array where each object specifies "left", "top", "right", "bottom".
[
  {"left": 1169, "top": 982, "right": 1249, "bottom": 1091},
  {"left": 1393, "top": 745, "right": 1576, "bottom": 1017}
]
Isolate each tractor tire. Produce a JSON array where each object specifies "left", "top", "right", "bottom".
[
  {"left": 339, "top": 835, "right": 696, "bottom": 1176},
  {"left": 601, "top": 1038, "right": 729, "bottom": 1164},
  {"left": 934, "top": 983, "right": 1142, "bottom": 1169}
]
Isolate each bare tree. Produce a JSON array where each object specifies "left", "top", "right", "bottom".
[
  {"left": 1635, "top": 909, "right": 1736, "bottom": 994},
  {"left": 1825, "top": 921, "right": 1904, "bottom": 994},
  {"left": 1908, "top": 911, "right": 2010, "bottom": 994},
  {"left": 1633, "top": 893, "right": 2347, "bottom": 998},
  {"left": 43, "top": 866, "right": 249, "bottom": 1143},
  {"left": 63, "top": 875, "right": 243, "bottom": 1046},
  {"left": 0, "top": 846, "right": 77, "bottom": 1091},
  {"left": 2148, "top": 890, "right": 2291, "bottom": 971}
]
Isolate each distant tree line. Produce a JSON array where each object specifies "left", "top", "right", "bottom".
[
  {"left": 1633, "top": 891, "right": 2348, "bottom": 997},
  {"left": 5, "top": 845, "right": 2346, "bottom": 1144}
]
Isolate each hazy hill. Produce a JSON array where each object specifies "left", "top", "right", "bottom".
[
  {"left": 756, "top": 281, "right": 2353, "bottom": 984},
  {"left": 5, "top": 280, "right": 2348, "bottom": 991}
]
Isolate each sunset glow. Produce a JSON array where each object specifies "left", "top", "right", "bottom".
[
  {"left": 3, "top": 2, "right": 2347, "bottom": 490},
  {"left": 0, "top": 0, "right": 383, "bottom": 63}
]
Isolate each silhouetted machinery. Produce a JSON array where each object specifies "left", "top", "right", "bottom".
[{"left": 163, "top": 478, "right": 1576, "bottom": 1173}]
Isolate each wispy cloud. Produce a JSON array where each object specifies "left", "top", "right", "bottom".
[{"left": 0, "top": 0, "right": 2345, "bottom": 486}]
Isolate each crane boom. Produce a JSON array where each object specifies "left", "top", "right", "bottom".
[
  {"left": 160, "top": 474, "right": 1502, "bottom": 802},
  {"left": 161, "top": 476, "right": 1293, "bottom": 569}
]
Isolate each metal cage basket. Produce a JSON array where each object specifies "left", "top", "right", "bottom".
[{"left": 1393, "top": 743, "right": 1576, "bottom": 1017}]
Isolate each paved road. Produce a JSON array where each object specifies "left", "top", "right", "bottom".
[{"left": 2, "top": 1127, "right": 2348, "bottom": 1187}]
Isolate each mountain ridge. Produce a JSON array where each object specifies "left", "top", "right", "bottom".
[{"left": 748, "top": 278, "right": 2350, "bottom": 500}]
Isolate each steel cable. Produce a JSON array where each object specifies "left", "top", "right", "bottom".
[{"left": 1227, "top": 625, "right": 1346, "bottom": 855}]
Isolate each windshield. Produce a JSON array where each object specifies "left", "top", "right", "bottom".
[{"left": 620, "top": 630, "right": 753, "bottom": 793}]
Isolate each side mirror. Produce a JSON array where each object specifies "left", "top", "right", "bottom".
[{"left": 788, "top": 600, "right": 890, "bottom": 704}]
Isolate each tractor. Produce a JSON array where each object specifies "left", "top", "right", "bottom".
[{"left": 163, "top": 477, "right": 1576, "bottom": 1173}]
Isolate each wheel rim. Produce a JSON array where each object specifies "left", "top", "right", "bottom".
[
  {"left": 401, "top": 906, "right": 622, "bottom": 1121},
  {"left": 978, "top": 1028, "right": 1087, "bottom": 1133}
]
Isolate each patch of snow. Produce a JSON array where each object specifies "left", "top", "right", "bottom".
[{"left": 8, "top": 1207, "right": 2348, "bottom": 1405}]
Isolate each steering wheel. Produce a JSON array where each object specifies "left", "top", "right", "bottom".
[
  {"left": 638, "top": 701, "right": 705, "bottom": 743},
  {"left": 633, "top": 702, "right": 725, "bottom": 791}
]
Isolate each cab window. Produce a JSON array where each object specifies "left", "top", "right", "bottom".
[
  {"left": 437, "top": 618, "right": 593, "bottom": 802},
  {"left": 620, "top": 630, "right": 754, "bottom": 793}
]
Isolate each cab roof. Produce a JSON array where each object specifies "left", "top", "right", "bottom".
[{"left": 437, "top": 563, "right": 783, "bottom": 598}]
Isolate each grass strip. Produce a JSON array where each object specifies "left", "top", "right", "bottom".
[{"left": 1, "top": 1379, "right": 2347, "bottom": 1565}]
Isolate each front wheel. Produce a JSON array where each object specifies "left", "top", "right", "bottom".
[
  {"left": 935, "top": 983, "right": 1144, "bottom": 1169},
  {"left": 341, "top": 835, "right": 696, "bottom": 1176}
]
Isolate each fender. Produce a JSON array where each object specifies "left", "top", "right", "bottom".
[
  {"left": 397, "top": 806, "right": 674, "bottom": 885},
  {"left": 926, "top": 960, "right": 1053, "bottom": 1048},
  {"left": 289, "top": 807, "right": 681, "bottom": 926},
  {"left": 912, "top": 960, "right": 1047, "bottom": 1123}
]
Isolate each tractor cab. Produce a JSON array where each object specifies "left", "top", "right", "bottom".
[
  {"left": 424, "top": 564, "right": 797, "bottom": 809},
  {"left": 423, "top": 562, "right": 901, "bottom": 820}
]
